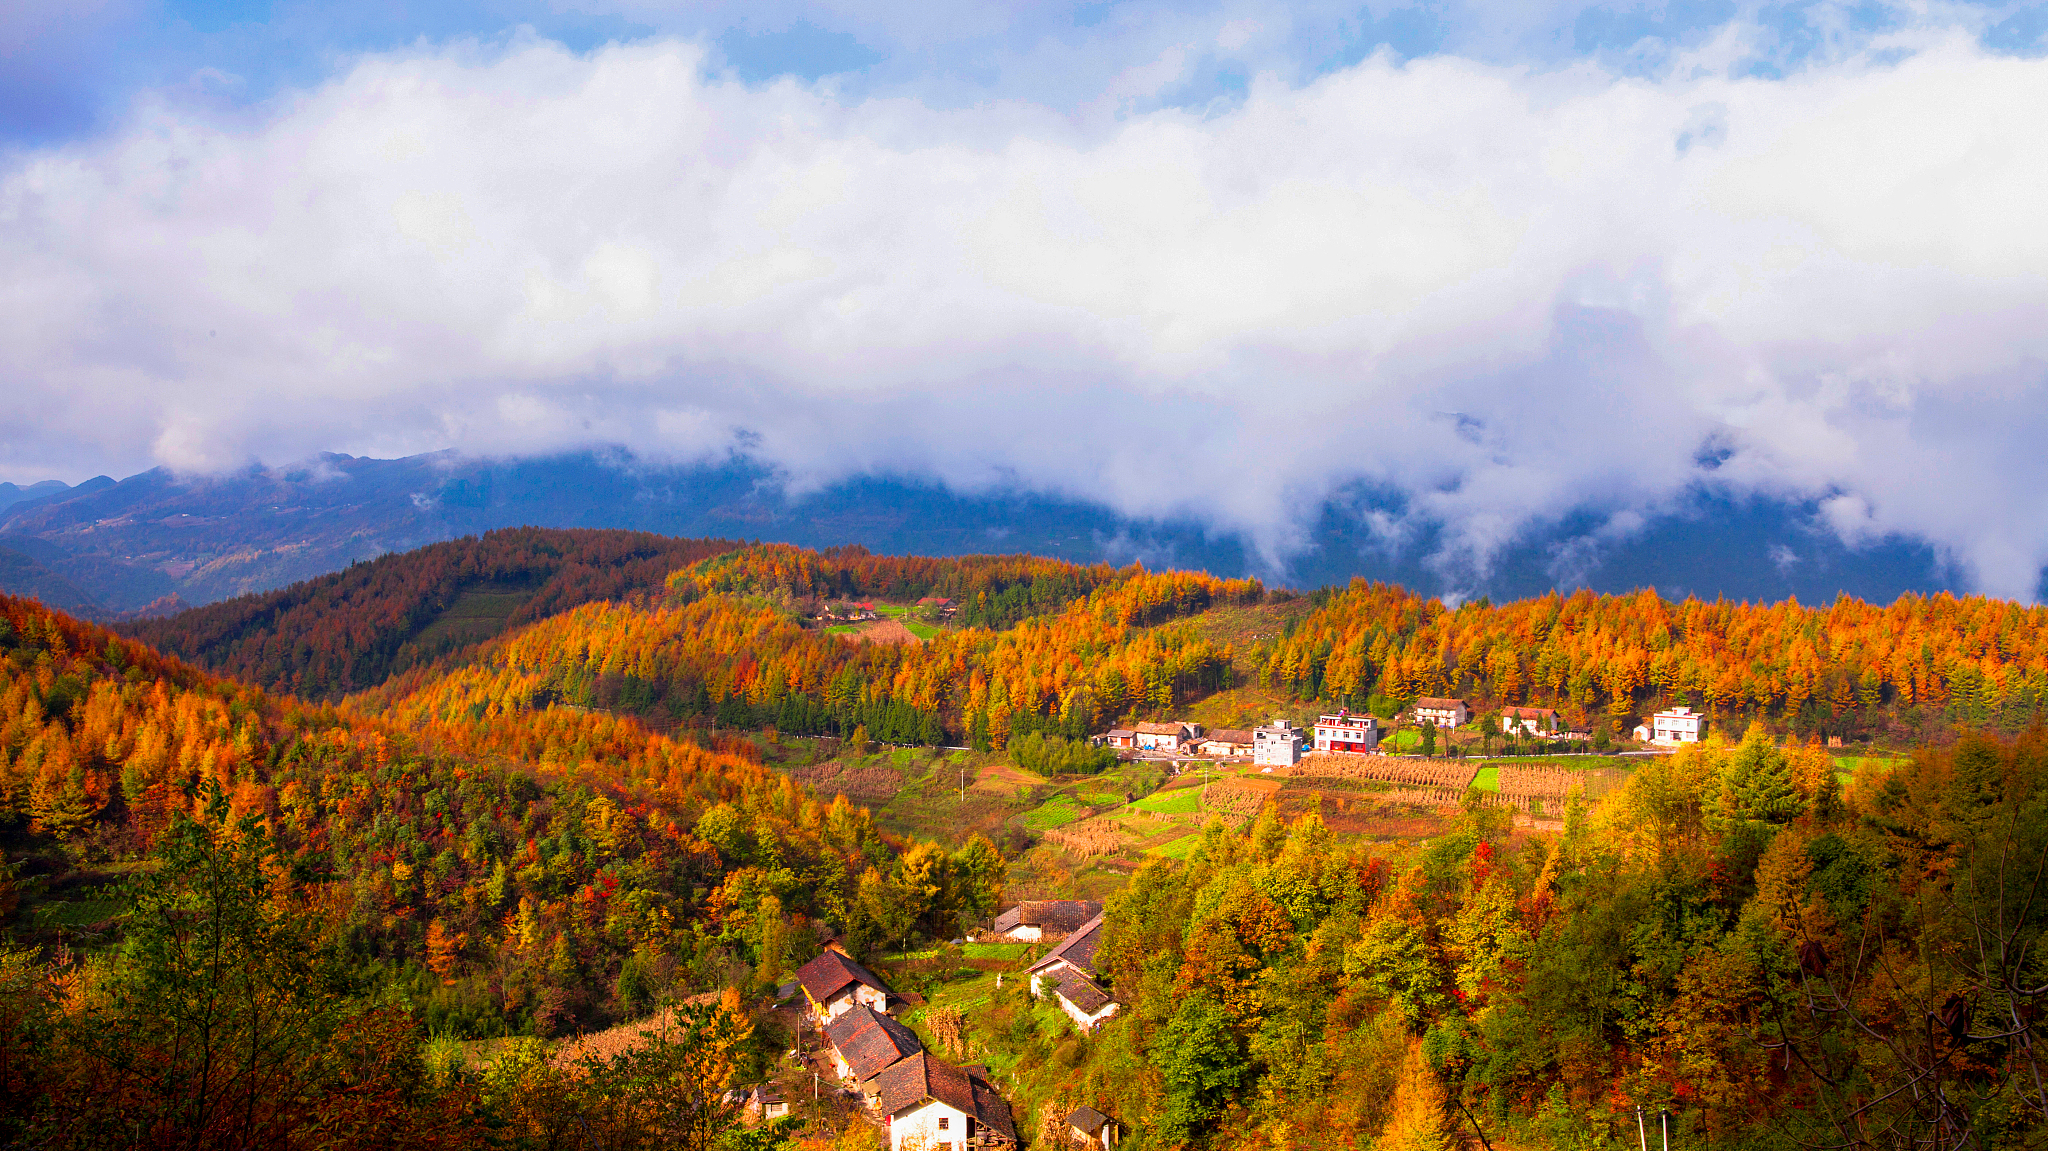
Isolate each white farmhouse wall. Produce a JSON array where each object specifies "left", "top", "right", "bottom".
[{"left": 891, "top": 1101, "right": 970, "bottom": 1151}]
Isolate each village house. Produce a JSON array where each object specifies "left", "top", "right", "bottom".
[
  {"left": 872, "top": 1051, "right": 1019, "bottom": 1150},
  {"left": 746, "top": 1083, "right": 789, "bottom": 1123},
  {"left": 1064, "top": 1107, "right": 1120, "bottom": 1149},
  {"left": 1252, "top": 718, "right": 1304, "bottom": 766},
  {"left": 1501, "top": 706, "right": 1559, "bottom": 736},
  {"left": 1132, "top": 721, "right": 1198, "bottom": 753},
  {"left": 1027, "top": 912, "right": 1119, "bottom": 1032},
  {"left": 1650, "top": 706, "right": 1705, "bottom": 744},
  {"left": 1196, "top": 728, "right": 1255, "bottom": 758},
  {"left": 1312, "top": 710, "right": 1380, "bottom": 754},
  {"left": 1034, "top": 965, "right": 1118, "bottom": 1032},
  {"left": 1101, "top": 728, "right": 1136, "bottom": 749},
  {"left": 987, "top": 900, "right": 1102, "bottom": 943},
  {"left": 824, "top": 1004, "right": 924, "bottom": 1083},
  {"left": 1412, "top": 697, "right": 1469, "bottom": 728},
  {"left": 796, "top": 946, "right": 896, "bottom": 1025}
]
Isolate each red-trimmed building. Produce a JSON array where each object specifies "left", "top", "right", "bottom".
[{"left": 1313, "top": 710, "right": 1380, "bottom": 754}]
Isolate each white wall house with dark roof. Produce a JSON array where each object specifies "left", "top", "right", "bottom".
[
  {"left": 796, "top": 947, "right": 893, "bottom": 1024},
  {"left": 1026, "top": 911, "right": 1120, "bottom": 1033},
  {"left": 1412, "top": 697, "right": 1469, "bottom": 727},
  {"left": 873, "top": 1050, "right": 1018, "bottom": 1150}
]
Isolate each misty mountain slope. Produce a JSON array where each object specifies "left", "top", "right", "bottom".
[
  {"left": 0, "top": 543, "right": 102, "bottom": 618},
  {"left": 3, "top": 448, "right": 1966, "bottom": 614},
  {"left": 118, "top": 527, "right": 743, "bottom": 700}
]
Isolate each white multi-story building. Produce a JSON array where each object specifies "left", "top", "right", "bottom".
[
  {"left": 1651, "top": 707, "right": 1704, "bottom": 744},
  {"left": 1313, "top": 711, "right": 1380, "bottom": 754},
  {"left": 1253, "top": 719, "right": 1304, "bottom": 766}
]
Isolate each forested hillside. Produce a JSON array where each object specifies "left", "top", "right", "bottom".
[
  {"left": 348, "top": 541, "right": 2048, "bottom": 751},
  {"left": 1259, "top": 582, "right": 2048, "bottom": 739},
  {"left": 11, "top": 532, "right": 2048, "bottom": 1150},
  {"left": 674, "top": 543, "right": 1120, "bottom": 629},
  {"left": 353, "top": 557, "right": 1265, "bottom": 746},
  {"left": 0, "top": 592, "right": 1007, "bottom": 1144},
  {"left": 119, "top": 528, "right": 745, "bottom": 700},
  {"left": 960, "top": 727, "right": 2048, "bottom": 1151}
]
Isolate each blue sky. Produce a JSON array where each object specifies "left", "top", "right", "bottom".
[
  {"left": 12, "top": 0, "right": 2039, "bottom": 145},
  {"left": 4, "top": 1, "right": 2048, "bottom": 596}
]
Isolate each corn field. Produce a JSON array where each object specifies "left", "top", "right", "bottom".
[
  {"left": 1496, "top": 766, "right": 1583, "bottom": 800},
  {"left": 1043, "top": 817, "right": 1137, "bottom": 858},
  {"left": 1200, "top": 780, "right": 1280, "bottom": 816},
  {"left": 1481, "top": 792, "right": 1560, "bottom": 815},
  {"left": 1376, "top": 787, "right": 1466, "bottom": 809},
  {"left": 1294, "top": 753, "right": 1479, "bottom": 791}
]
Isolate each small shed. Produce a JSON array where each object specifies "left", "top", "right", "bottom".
[
  {"left": 748, "top": 1082, "right": 788, "bottom": 1122},
  {"left": 1066, "top": 1106, "right": 1118, "bottom": 1148}
]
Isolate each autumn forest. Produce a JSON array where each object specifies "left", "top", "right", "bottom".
[{"left": 3, "top": 529, "right": 2046, "bottom": 1151}]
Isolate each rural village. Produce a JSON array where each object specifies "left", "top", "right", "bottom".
[{"left": 679, "top": 690, "right": 1740, "bottom": 1149}]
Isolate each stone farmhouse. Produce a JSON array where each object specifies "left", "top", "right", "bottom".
[
  {"left": 1412, "top": 697, "right": 1469, "bottom": 728},
  {"left": 1027, "top": 911, "right": 1119, "bottom": 1032},
  {"left": 987, "top": 900, "right": 1102, "bottom": 943}
]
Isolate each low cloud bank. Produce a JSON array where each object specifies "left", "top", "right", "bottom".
[{"left": 4, "top": 27, "right": 2046, "bottom": 594}]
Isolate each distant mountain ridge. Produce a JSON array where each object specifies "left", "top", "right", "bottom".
[
  {"left": 0, "top": 447, "right": 1970, "bottom": 613},
  {"left": 0, "top": 479, "right": 77, "bottom": 513}
]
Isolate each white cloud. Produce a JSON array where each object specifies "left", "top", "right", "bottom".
[{"left": 4, "top": 26, "right": 2048, "bottom": 593}]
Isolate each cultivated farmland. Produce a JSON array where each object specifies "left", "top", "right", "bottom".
[{"left": 1292, "top": 753, "right": 1479, "bottom": 791}]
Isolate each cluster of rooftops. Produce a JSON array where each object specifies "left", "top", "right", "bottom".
[{"left": 790, "top": 901, "right": 1121, "bottom": 1149}]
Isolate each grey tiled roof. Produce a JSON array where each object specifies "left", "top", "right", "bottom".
[
  {"left": 1067, "top": 1106, "right": 1109, "bottom": 1134},
  {"left": 993, "top": 900, "right": 1102, "bottom": 934},
  {"left": 1029, "top": 911, "right": 1105, "bottom": 977},
  {"left": 1045, "top": 966, "right": 1112, "bottom": 1014},
  {"left": 824, "top": 1004, "right": 923, "bottom": 1080},
  {"left": 871, "top": 1052, "right": 1019, "bottom": 1143}
]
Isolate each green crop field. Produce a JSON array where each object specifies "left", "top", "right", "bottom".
[
  {"left": 963, "top": 942, "right": 1033, "bottom": 960},
  {"left": 1078, "top": 790, "right": 1124, "bottom": 807},
  {"left": 1021, "top": 795, "right": 1087, "bottom": 829},
  {"left": 1147, "top": 833, "right": 1204, "bottom": 860},
  {"left": 1472, "top": 765, "right": 1500, "bottom": 792},
  {"left": 1133, "top": 787, "right": 1203, "bottom": 815}
]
